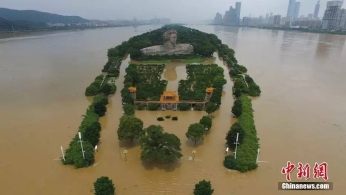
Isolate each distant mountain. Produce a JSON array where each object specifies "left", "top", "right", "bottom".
[
  {"left": 0, "top": 17, "right": 47, "bottom": 31},
  {"left": 0, "top": 8, "right": 89, "bottom": 24}
]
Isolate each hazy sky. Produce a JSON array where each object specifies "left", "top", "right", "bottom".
[{"left": 2, "top": 0, "right": 345, "bottom": 22}]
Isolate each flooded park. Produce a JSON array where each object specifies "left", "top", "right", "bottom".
[{"left": 0, "top": 25, "right": 345, "bottom": 194}]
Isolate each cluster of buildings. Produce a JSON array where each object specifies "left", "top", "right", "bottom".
[
  {"left": 213, "top": 0, "right": 346, "bottom": 31},
  {"left": 47, "top": 17, "right": 171, "bottom": 28},
  {"left": 213, "top": 2, "right": 242, "bottom": 25}
]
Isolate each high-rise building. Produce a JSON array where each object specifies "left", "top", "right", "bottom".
[
  {"left": 235, "top": 2, "right": 242, "bottom": 25},
  {"left": 322, "top": 1, "right": 343, "bottom": 30},
  {"left": 338, "top": 8, "right": 346, "bottom": 29},
  {"left": 287, "top": 0, "right": 296, "bottom": 18},
  {"left": 265, "top": 13, "right": 269, "bottom": 23},
  {"left": 214, "top": 13, "right": 223, "bottom": 25},
  {"left": 274, "top": 15, "right": 282, "bottom": 26},
  {"left": 308, "top": 14, "right": 314, "bottom": 19},
  {"left": 243, "top": 17, "right": 250, "bottom": 26},
  {"left": 314, "top": 0, "right": 321, "bottom": 18},
  {"left": 269, "top": 13, "right": 274, "bottom": 24},
  {"left": 294, "top": 2, "right": 301, "bottom": 19}
]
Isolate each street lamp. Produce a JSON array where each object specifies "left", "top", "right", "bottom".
[
  {"left": 123, "top": 150, "right": 128, "bottom": 161},
  {"left": 233, "top": 133, "right": 239, "bottom": 159},
  {"left": 256, "top": 148, "right": 260, "bottom": 164},
  {"left": 78, "top": 132, "right": 85, "bottom": 159},
  {"left": 61, "top": 146, "right": 65, "bottom": 161}
]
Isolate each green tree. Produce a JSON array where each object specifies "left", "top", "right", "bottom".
[
  {"left": 213, "top": 76, "right": 227, "bottom": 88},
  {"left": 140, "top": 125, "right": 182, "bottom": 164},
  {"left": 123, "top": 104, "right": 135, "bottom": 115},
  {"left": 85, "top": 85, "right": 99, "bottom": 96},
  {"left": 234, "top": 88, "right": 242, "bottom": 98},
  {"left": 94, "top": 101, "right": 107, "bottom": 116},
  {"left": 83, "top": 125, "right": 100, "bottom": 147},
  {"left": 186, "top": 123, "right": 205, "bottom": 145},
  {"left": 193, "top": 180, "right": 214, "bottom": 195},
  {"left": 63, "top": 140, "right": 94, "bottom": 168},
  {"left": 231, "top": 99, "right": 242, "bottom": 117},
  {"left": 94, "top": 176, "right": 115, "bottom": 195},
  {"left": 224, "top": 155, "right": 237, "bottom": 170},
  {"left": 117, "top": 116, "right": 143, "bottom": 142},
  {"left": 199, "top": 116, "right": 212, "bottom": 132},
  {"left": 100, "top": 84, "right": 112, "bottom": 96},
  {"left": 225, "top": 122, "right": 245, "bottom": 149},
  {"left": 205, "top": 102, "right": 217, "bottom": 117}
]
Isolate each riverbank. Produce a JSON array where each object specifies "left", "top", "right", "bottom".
[
  {"left": 210, "top": 24, "right": 346, "bottom": 35},
  {"left": 0, "top": 25, "right": 140, "bottom": 39}
]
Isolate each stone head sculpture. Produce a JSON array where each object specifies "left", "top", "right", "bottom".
[{"left": 163, "top": 30, "right": 178, "bottom": 48}]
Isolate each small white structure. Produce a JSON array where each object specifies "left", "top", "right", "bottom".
[{"left": 94, "top": 145, "right": 98, "bottom": 152}]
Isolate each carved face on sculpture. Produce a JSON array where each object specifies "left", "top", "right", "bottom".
[{"left": 163, "top": 30, "right": 178, "bottom": 48}]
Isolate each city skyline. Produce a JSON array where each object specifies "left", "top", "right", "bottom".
[{"left": 1, "top": 0, "right": 345, "bottom": 22}]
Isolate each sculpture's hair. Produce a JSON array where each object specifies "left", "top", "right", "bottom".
[{"left": 163, "top": 30, "right": 178, "bottom": 42}]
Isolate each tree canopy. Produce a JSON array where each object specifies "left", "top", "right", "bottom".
[
  {"left": 231, "top": 99, "right": 242, "bottom": 117},
  {"left": 186, "top": 123, "right": 205, "bottom": 145},
  {"left": 205, "top": 102, "right": 217, "bottom": 116},
  {"left": 123, "top": 104, "right": 135, "bottom": 115},
  {"left": 117, "top": 116, "right": 143, "bottom": 142},
  {"left": 94, "top": 176, "right": 115, "bottom": 195},
  {"left": 199, "top": 116, "right": 212, "bottom": 131},
  {"left": 226, "top": 122, "right": 245, "bottom": 150},
  {"left": 193, "top": 180, "right": 214, "bottom": 195},
  {"left": 140, "top": 125, "right": 182, "bottom": 164}
]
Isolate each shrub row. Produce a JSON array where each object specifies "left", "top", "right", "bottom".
[
  {"left": 224, "top": 95, "right": 259, "bottom": 172},
  {"left": 217, "top": 42, "right": 261, "bottom": 173},
  {"left": 245, "top": 74, "right": 261, "bottom": 97},
  {"left": 85, "top": 75, "right": 117, "bottom": 97},
  {"left": 62, "top": 94, "right": 109, "bottom": 168}
]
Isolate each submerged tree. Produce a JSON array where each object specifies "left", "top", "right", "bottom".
[
  {"left": 199, "top": 116, "right": 212, "bottom": 132},
  {"left": 186, "top": 123, "right": 205, "bottom": 145},
  {"left": 205, "top": 102, "right": 217, "bottom": 117},
  {"left": 94, "top": 176, "right": 115, "bottom": 195},
  {"left": 123, "top": 104, "right": 135, "bottom": 115},
  {"left": 140, "top": 125, "right": 182, "bottom": 164},
  {"left": 193, "top": 180, "right": 214, "bottom": 195},
  {"left": 225, "top": 122, "right": 245, "bottom": 149},
  {"left": 117, "top": 116, "right": 143, "bottom": 142},
  {"left": 231, "top": 99, "right": 242, "bottom": 117}
]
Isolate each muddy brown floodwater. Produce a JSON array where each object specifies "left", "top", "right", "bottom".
[{"left": 0, "top": 25, "right": 345, "bottom": 195}]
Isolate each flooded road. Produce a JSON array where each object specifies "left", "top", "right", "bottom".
[{"left": 1, "top": 25, "right": 345, "bottom": 194}]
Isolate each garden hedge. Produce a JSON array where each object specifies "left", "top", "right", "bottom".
[
  {"left": 224, "top": 95, "right": 259, "bottom": 172},
  {"left": 62, "top": 94, "right": 109, "bottom": 168}
]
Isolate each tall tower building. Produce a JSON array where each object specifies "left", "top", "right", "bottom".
[
  {"left": 294, "top": 2, "right": 301, "bottom": 19},
  {"left": 235, "top": 2, "right": 242, "bottom": 25},
  {"left": 314, "top": 0, "right": 321, "bottom": 18},
  {"left": 287, "top": 0, "right": 296, "bottom": 18},
  {"left": 322, "top": 1, "right": 343, "bottom": 30},
  {"left": 339, "top": 9, "right": 346, "bottom": 29}
]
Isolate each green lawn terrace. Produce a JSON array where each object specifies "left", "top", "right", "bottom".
[
  {"left": 121, "top": 64, "right": 167, "bottom": 104},
  {"left": 121, "top": 63, "right": 227, "bottom": 111},
  {"left": 178, "top": 64, "right": 226, "bottom": 110}
]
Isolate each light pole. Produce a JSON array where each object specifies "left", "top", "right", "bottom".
[
  {"left": 256, "top": 148, "right": 260, "bottom": 164},
  {"left": 233, "top": 133, "right": 239, "bottom": 159},
  {"left": 61, "top": 146, "right": 65, "bottom": 161},
  {"left": 192, "top": 150, "right": 196, "bottom": 161},
  {"left": 78, "top": 132, "right": 85, "bottom": 159},
  {"left": 123, "top": 150, "right": 128, "bottom": 161}
]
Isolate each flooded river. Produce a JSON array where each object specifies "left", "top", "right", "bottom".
[{"left": 1, "top": 25, "right": 345, "bottom": 195}]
